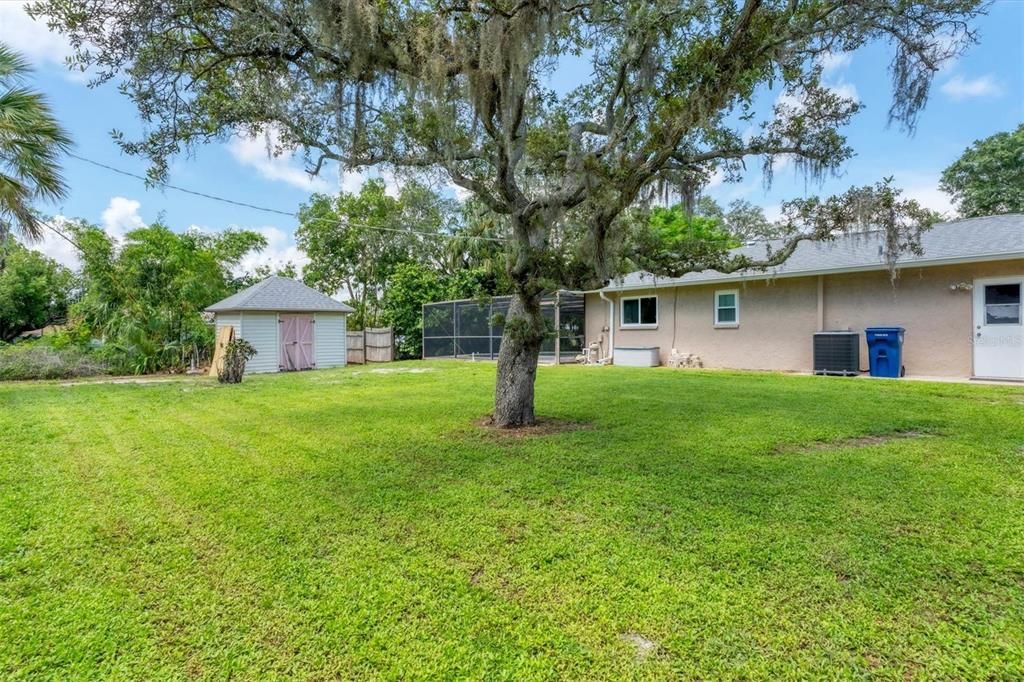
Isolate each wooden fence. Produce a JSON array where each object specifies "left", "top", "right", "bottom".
[{"left": 347, "top": 327, "right": 394, "bottom": 364}]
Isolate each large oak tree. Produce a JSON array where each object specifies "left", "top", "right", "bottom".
[
  {"left": 34, "top": 0, "right": 983, "bottom": 425},
  {"left": 940, "top": 124, "right": 1024, "bottom": 218}
]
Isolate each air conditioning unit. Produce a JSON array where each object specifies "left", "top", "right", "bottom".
[{"left": 813, "top": 332, "right": 860, "bottom": 376}]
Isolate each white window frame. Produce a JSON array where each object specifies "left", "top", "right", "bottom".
[
  {"left": 714, "top": 289, "right": 740, "bottom": 328},
  {"left": 981, "top": 281, "right": 1022, "bottom": 326},
  {"left": 620, "top": 295, "right": 658, "bottom": 329}
]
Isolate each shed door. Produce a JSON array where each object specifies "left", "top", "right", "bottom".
[
  {"left": 280, "top": 314, "right": 315, "bottom": 371},
  {"left": 973, "top": 278, "right": 1023, "bottom": 379}
]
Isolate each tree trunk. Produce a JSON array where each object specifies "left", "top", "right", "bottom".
[{"left": 493, "top": 289, "right": 546, "bottom": 428}]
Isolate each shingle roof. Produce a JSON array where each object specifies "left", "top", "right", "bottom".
[
  {"left": 604, "top": 214, "right": 1024, "bottom": 292},
  {"left": 206, "top": 276, "right": 355, "bottom": 313}
]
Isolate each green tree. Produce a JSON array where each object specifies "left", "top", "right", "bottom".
[
  {"left": 0, "top": 44, "right": 71, "bottom": 245},
  {"left": 723, "top": 200, "right": 778, "bottom": 242},
  {"left": 235, "top": 261, "right": 300, "bottom": 290},
  {"left": 72, "top": 223, "right": 266, "bottom": 373},
  {"left": 381, "top": 262, "right": 447, "bottom": 359},
  {"left": 297, "top": 178, "right": 456, "bottom": 329},
  {"left": 36, "top": 0, "right": 982, "bottom": 425},
  {"left": 695, "top": 196, "right": 726, "bottom": 223},
  {"left": 381, "top": 261, "right": 504, "bottom": 360},
  {"left": 0, "top": 242, "right": 73, "bottom": 341},
  {"left": 695, "top": 198, "right": 780, "bottom": 242},
  {"left": 940, "top": 125, "right": 1024, "bottom": 218}
]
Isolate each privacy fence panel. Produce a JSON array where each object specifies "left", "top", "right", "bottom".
[
  {"left": 346, "top": 327, "right": 395, "bottom": 364},
  {"left": 346, "top": 331, "right": 365, "bottom": 365},
  {"left": 422, "top": 293, "right": 584, "bottom": 363},
  {"left": 364, "top": 328, "right": 395, "bottom": 363}
]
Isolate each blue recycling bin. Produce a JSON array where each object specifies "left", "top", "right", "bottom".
[{"left": 865, "top": 327, "right": 906, "bottom": 378}]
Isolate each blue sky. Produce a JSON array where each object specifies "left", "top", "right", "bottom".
[{"left": 2, "top": 0, "right": 1021, "bottom": 272}]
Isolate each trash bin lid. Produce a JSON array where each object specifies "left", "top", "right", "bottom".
[{"left": 865, "top": 327, "right": 906, "bottom": 333}]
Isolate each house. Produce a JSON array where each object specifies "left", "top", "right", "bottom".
[
  {"left": 206, "top": 276, "right": 354, "bottom": 373},
  {"left": 584, "top": 214, "right": 1024, "bottom": 380}
]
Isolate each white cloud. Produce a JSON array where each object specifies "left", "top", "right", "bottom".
[
  {"left": 101, "top": 197, "right": 146, "bottom": 241},
  {"left": 0, "top": 1, "right": 88, "bottom": 80},
  {"left": 940, "top": 74, "right": 1003, "bottom": 100},
  {"left": 28, "top": 216, "right": 81, "bottom": 269},
  {"left": 828, "top": 81, "right": 859, "bottom": 103},
  {"left": 25, "top": 197, "right": 146, "bottom": 270},
  {"left": 228, "top": 129, "right": 408, "bottom": 199},
  {"left": 817, "top": 51, "right": 852, "bottom": 75},
  {"left": 233, "top": 226, "right": 309, "bottom": 277},
  {"left": 339, "top": 170, "right": 367, "bottom": 194},
  {"left": 226, "top": 128, "right": 334, "bottom": 192},
  {"left": 0, "top": 2, "right": 72, "bottom": 66},
  {"left": 889, "top": 172, "right": 955, "bottom": 217},
  {"left": 763, "top": 203, "right": 783, "bottom": 223},
  {"left": 902, "top": 184, "right": 955, "bottom": 217}
]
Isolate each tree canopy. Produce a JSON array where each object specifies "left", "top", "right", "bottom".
[
  {"left": 33, "top": 0, "right": 985, "bottom": 424},
  {"left": 71, "top": 223, "right": 266, "bottom": 373},
  {"left": 940, "top": 124, "right": 1024, "bottom": 218},
  {"left": 0, "top": 242, "right": 74, "bottom": 341},
  {"left": 296, "top": 177, "right": 460, "bottom": 328},
  {"left": 298, "top": 178, "right": 509, "bottom": 356}
]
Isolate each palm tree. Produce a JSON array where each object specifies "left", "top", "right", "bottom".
[{"left": 0, "top": 44, "right": 71, "bottom": 245}]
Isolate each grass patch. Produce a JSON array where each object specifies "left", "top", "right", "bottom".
[{"left": 2, "top": 362, "right": 1023, "bottom": 678}]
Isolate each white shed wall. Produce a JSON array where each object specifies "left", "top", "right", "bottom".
[
  {"left": 314, "top": 313, "right": 347, "bottom": 368},
  {"left": 240, "top": 312, "right": 280, "bottom": 373},
  {"left": 215, "top": 312, "right": 241, "bottom": 339}
]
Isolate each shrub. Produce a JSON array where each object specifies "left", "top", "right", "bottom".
[
  {"left": 217, "top": 339, "right": 257, "bottom": 384},
  {"left": 0, "top": 342, "right": 111, "bottom": 381}
]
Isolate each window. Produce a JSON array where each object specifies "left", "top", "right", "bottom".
[
  {"left": 985, "top": 283, "right": 1021, "bottom": 325},
  {"left": 715, "top": 289, "right": 739, "bottom": 326},
  {"left": 621, "top": 295, "right": 658, "bottom": 327}
]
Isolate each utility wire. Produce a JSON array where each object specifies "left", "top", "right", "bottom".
[
  {"left": 65, "top": 151, "right": 509, "bottom": 244},
  {"left": 41, "top": 219, "right": 83, "bottom": 251}
]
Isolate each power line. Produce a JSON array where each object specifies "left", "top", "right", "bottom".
[
  {"left": 68, "top": 152, "right": 295, "bottom": 217},
  {"left": 41, "top": 219, "right": 83, "bottom": 251},
  {"left": 65, "top": 151, "right": 509, "bottom": 243}
]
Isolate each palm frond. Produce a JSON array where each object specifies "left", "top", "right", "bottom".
[{"left": 0, "top": 43, "right": 71, "bottom": 242}]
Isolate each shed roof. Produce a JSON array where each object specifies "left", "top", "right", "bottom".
[
  {"left": 603, "top": 214, "right": 1024, "bottom": 292},
  {"left": 206, "top": 276, "right": 355, "bottom": 313}
]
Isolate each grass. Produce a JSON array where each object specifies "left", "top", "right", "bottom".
[{"left": 1, "top": 361, "right": 1023, "bottom": 679}]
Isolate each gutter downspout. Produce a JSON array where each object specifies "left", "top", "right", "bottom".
[
  {"left": 598, "top": 290, "right": 614, "bottom": 364},
  {"left": 556, "top": 287, "right": 614, "bottom": 365}
]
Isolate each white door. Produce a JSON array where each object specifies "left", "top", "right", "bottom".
[{"left": 973, "top": 278, "right": 1024, "bottom": 379}]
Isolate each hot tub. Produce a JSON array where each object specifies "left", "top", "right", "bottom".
[{"left": 614, "top": 347, "right": 660, "bottom": 367}]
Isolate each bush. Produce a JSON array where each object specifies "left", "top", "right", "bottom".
[
  {"left": 0, "top": 342, "right": 111, "bottom": 381},
  {"left": 217, "top": 339, "right": 257, "bottom": 384}
]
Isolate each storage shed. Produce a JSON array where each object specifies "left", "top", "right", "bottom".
[{"left": 206, "top": 276, "right": 354, "bottom": 373}]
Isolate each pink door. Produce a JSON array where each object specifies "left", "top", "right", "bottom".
[{"left": 280, "top": 314, "right": 315, "bottom": 371}]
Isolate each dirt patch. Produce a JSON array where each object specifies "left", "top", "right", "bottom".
[
  {"left": 475, "top": 416, "right": 592, "bottom": 439},
  {"left": 779, "top": 430, "right": 931, "bottom": 454},
  {"left": 469, "top": 568, "right": 484, "bottom": 585},
  {"left": 619, "top": 632, "right": 658, "bottom": 661}
]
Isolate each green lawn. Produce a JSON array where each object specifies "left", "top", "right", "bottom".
[{"left": 2, "top": 363, "right": 1023, "bottom": 679}]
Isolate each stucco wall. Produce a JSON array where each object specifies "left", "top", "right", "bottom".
[{"left": 585, "top": 259, "right": 1024, "bottom": 377}]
